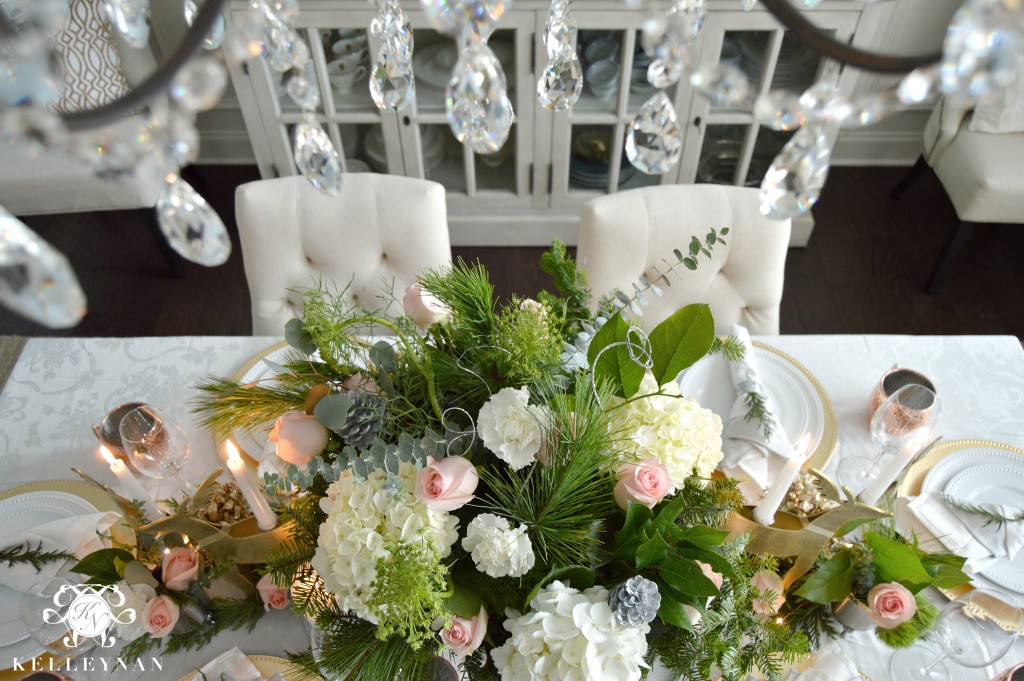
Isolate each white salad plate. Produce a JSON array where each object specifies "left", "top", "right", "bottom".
[{"left": 677, "top": 342, "right": 836, "bottom": 471}]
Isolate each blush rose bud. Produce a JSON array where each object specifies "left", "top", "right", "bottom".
[
  {"left": 162, "top": 546, "right": 199, "bottom": 592},
  {"left": 414, "top": 456, "right": 479, "bottom": 511},
  {"left": 440, "top": 607, "right": 488, "bottom": 660},
  {"left": 269, "top": 410, "right": 330, "bottom": 466},
  {"left": 403, "top": 282, "right": 449, "bottom": 328},
  {"left": 867, "top": 582, "right": 917, "bottom": 629},
  {"left": 614, "top": 457, "right": 673, "bottom": 509},
  {"left": 256, "top": 573, "right": 292, "bottom": 611},
  {"left": 142, "top": 595, "right": 180, "bottom": 638}
]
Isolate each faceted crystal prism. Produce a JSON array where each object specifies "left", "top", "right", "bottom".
[
  {"left": 0, "top": 208, "right": 86, "bottom": 328},
  {"left": 370, "top": 45, "right": 416, "bottom": 112},
  {"left": 626, "top": 92, "right": 682, "bottom": 175},
  {"left": 169, "top": 57, "right": 227, "bottom": 112},
  {"left": 263, "top": 24, "right": 303, "bottom": 72},
  {"left": 543, "top": 15, "right": 576, "bottom": 60},
  {"left": 370, "top": 1, "right": 414, "bottom": 63},
  {"left": 446, "top": 45, "right": 514, "bottom": 154},
  {"left": 840, "top": 89, "right": 901, "bottom": 129},
  {"left": 421, "top": 0, "right": 509, "bottom": 42},
  {"left": 690, "top": 63, "right": 750, "bottom": 107},
  {"left": 666, "top": 0, "right": 705, "bottom": 43},
  {"left": 898, "top": 66, "right": 940, "bottom": 105},
  {"left": 754, "top": 90, "right": 805, "bottom": 130},
  {"left": 941, "top": 0, "right": 1023, "bottom": 108},
  {"left": 183, "top": 0, "right": 226, "bottom": 50},
  {"left": 759, "top": 124, "right": 832, "bottom": 219},
  {"left": 647, "top": 55, "right": 686, "bottom": 88},
  {"left": 156, "top": 176, "right": 232, "bottom": 267},
  {"left": 103, "top": 0, "right": 150, "bottom": 49},
  {"left": 287, "top": 74, "right": 320, "bottom": 110},
  {"left": 537, "top": 48, "right": 583, "bottom": 111},
  {"left": 293, "top": 120, "right": 343, "bottom": 195}
]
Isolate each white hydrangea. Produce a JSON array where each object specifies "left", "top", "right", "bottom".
[
  {"left": 478, "top": 386, "right": 546, "bottom": 470},
  {"left": 491, "top": 581, "right": 650, "bottom": 681},
  {"left": 606, "top": 373, "right": 724, "bottom": 487},
  {"left": 462, "top": 513, "right": 535, "bottom": 578},
  {"left": 111, "top": 581, "right": 155, "bottom": 642},
  {"left": 311, "top": 462, "right": 459, "bottom": 621}
]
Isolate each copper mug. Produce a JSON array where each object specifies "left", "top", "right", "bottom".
[
  {"left": 868, "top": 367, "right": 937, "bottom": 423},
  {"left": 992, "top": 663, "right": 1024, "bottom": 680}
]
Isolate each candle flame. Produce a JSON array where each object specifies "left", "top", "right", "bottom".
[
  {"left": 225, "top": 440, "right": 242, "bottom": 467},
  {"left": 99, "top": 446, "right": 116, "bottom": 465}
]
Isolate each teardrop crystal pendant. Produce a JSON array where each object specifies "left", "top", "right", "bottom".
[
  {"left": 422, "top": 0, "right": 509, "bottom": 42},
  {"left": 103, "top": 0, "right": 150, "bottom": 49},
  {"left": 293, "top": 118, "right": 343, "bottom": 195},
  {"left": 156, "top": 175, "right": 233, "bottom": 267},
  {"left": 940, "top": 0, "right": 1022, "bottom": 108},
  {"left": 754, "top": 90, "right": 805, "bottom": 130},
  {"left": 183, "top": 0, "right": 226, "bottom": 50},
  {"left": 447, "top": 44, "right": 514, "bottom": 154},
  {"left": 626, "top": 92, "right": 682, "bottom": 175},
  {"left": 0, "top": 208, "right": 86, "bottom": 328},
  {"left": 537, "top": 48, "right": 582, "bottom": 111},
  {"left": 759, "top": 124, "right": 832, "bottom": 220},
  {"left": 647, "top": 54, "right": 686, "bottom": 88},
  {"left": 370, "top": 45, "right": 416, "bottom": 112},
  {"left": 690, "top": 63, "right": 750, "bottom": 106},
  {"left": 286, "top": 74, "right": 320, "bottom": 110},
  {"left": 542, "top": 0, "right": 576, "bottom": 59},
  {"left": 898, "top": 65, "right": 940, "bottom": 105},
  {"left": 370, "top": 0, "right": 414, "bottom": 63}
]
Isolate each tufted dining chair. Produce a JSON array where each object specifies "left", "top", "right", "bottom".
[
  {"left": 235, "top": 174, "right": 452, "bottom": 335},
  {"left": 891, "top": 95, "right": 1024, "bottom": 293},
  {"left": 576, "top": 185, "right": 791, "bottom": 335}
]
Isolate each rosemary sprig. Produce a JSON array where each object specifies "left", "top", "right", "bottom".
[
  {"left": 743, "top": 390, "right": 776, "bottom": 440},
  {"left": 944, "top": 495, "right": 1024, "bottom": 529},
  {"left": 0, "top": 542, "right": 76, "bottom": 571}
]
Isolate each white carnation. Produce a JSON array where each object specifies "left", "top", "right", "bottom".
[
  {"left": 462, "top": 513, "right": 535, "bottom": 578},
  {"left": 478, "top": 386, "right": 545, "bottom": 470},
  {"left": 311, "top": 462, "right": 459, "bottom": 621},
  {"left": 607, "top": 373, "right": 724, "bottom": 487},
  {"left": 111, "top": 581, "right": 155, "bottom": 642},
  {"left": 491, "top": 581, "right": 649, "bottom": 681}
]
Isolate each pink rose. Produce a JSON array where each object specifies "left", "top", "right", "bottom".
[
  {"left": 751, "top": 571, "right": 786, "bottom": 616},
  {"left": 342, "top": 372, "right": 379, "bottom": 395},
  {"left": 415, "top": 456, "right": 479, "bottom": 512},
  {"left": 141, "top": 595, "right": 179, "bottom": 638},
  {"left": 614, "top": 457, "right": 673, "bottom": 510},
  {"left": 256, "top": 573, "right": 291, "bottom": 612},
  {"left": 867, "top": 582, "right": 917, "bottom": 629},
  {"left": 269, "top": 410, "right": 330, "bottom": 466},
  {"left": 161, "top": 547, "right": 199, "bottom": 592},
  {"left": 441, "top": 606, "right": 488, "bottom": 660},
  {"left": 403, "top": 282, "right": 448, "bottom": 328}
]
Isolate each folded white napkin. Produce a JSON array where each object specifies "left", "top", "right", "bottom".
[
  {"left": 720, "top": 324, "right": 799, "bottom": 505},
  {"left": 793, "top": 640, "right": 861, "bottom": 681},
  {"left": 907, "top": 493, "right": 1024, "bottom": 573},
  {"left": 192, "top": 647, "right": 268, "bottom": 681},
  {"left": 0, "top": 510, "right": 120, "bottom": 593}
]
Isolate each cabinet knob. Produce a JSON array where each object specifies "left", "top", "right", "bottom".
[
  {"left": 693, "top": 116, "right": 702, "bottom": 130},
  {"left": 403, "top": 115, "right": 411, "bottom": 126}
]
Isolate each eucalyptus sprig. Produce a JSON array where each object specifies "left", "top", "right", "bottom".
[{"left": 944, "top": 495, "right": 1024, "bottom": 529}]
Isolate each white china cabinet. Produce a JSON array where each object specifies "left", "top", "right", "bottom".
[{"left": 228, "top": 0, "right": 886, "bottom": 246}]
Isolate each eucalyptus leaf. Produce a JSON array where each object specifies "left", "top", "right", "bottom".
[
  {"left": 370, "top": 341, "right": 398, "bottom": 372},
  {"left": 313, "top": 392, "right": 354, "bottom": 430},
  {"left": 648, "top": 304, "right": 715, "bottom": 385},
  {"left": 285, "top": 318, "right": 317, "bottom": 355}
]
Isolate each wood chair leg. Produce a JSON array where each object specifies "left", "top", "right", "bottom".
[
  {"left": 926, "top": 220, "right": 977, "bottom": 294},
  {"left": 143, "top": 208, "right": 186, "bottom": 279},
  {"left": 891, "top": 154, "right": 930, "bottom": 200}
]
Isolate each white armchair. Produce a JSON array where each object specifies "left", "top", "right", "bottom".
[
  {"left": 892, "top": 96, "right": 1024, "bottom": 292},
  {"left": 235, "top": 174, "right": 453, "bottom": 335},
  {"left": 576, "top": 185, "right": 791, "bottom": 335}
]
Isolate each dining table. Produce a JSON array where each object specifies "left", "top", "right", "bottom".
[{"left": 0, "top": 333, "right": 1022, "bottom": 680}]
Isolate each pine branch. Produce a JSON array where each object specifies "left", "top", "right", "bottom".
[
  {"left": 709, "top": 335, "right": 745, "bottom": 362},
  {"left": 944, "top": 496, "right": 1024, "bottom": 529},
  {"left": 0, "top": 542, "right": 75, "bottom": 571},
  {"left": 191, "top": 376, "right": 311, "bottom": 439},
  {"left": 538, "top": 239, "right": 590, "bottom": 332},
  {"left": 742, "top": 390, "right": 776, "bottom": 441},
  {"left": 118, "top": 597, "right": 266, "bottom": 659}
]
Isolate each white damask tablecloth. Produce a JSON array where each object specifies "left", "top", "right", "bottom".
[{"left": 0, "top": 335, "right": 1022, "bottom": 680}]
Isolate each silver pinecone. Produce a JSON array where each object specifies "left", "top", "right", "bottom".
[
  {"left": 609, "top": 576, "right": 661, "bottom": 626},
  {"left": 333, "top": 390, "right": 388, "bottom": 451}
]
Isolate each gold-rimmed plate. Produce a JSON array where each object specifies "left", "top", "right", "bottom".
[
  {"left": 228, "top": 340, "right": 295, "bottom": 463},
  {"left": 677, "top": 341, "right": 838, "bottom": 472},
  {"left": 175, "top": 654, "right": 322, "bottom": 681}
]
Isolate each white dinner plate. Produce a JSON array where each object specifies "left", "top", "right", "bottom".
[
  {"left": 0, "top": 491, "right": 97, "bottom": 658},
  {"left": 922, "top": 447, "right": 1024, "bottom": 594},
  {"left": 676, "top": 342, "right": 836, "bottom": 471}
]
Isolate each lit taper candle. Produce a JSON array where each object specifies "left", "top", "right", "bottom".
[
  {"left": 225, "top": 440, "right": 278, "bottom": 530},
  {"left": 100, "top": 445, "right": 161, "bottom": 518},
  {"left": 753, "top": 433, "right": 814, "bottom": 526}
]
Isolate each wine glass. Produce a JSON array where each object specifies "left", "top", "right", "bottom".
[
  {"left": 838, "top": 384, "right": 939, "bottom": 493},
  {"left": 19, "top": 577, "right": 98, "bottom": 659},
  {"left": 119, "top": 404, "right": 193, "bottom": 497},
  {"left": 889, "top": 588, "right": 1024, "bottom": 679}
]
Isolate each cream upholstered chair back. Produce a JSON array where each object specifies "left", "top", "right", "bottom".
[
  {"left": 577, "top": 185, "right": 790, "bottom": 335},
  {"left": 235, "top": 174, "right": 452, "bottom": 335}
]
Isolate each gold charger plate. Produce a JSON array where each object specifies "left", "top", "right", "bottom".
[
  {"left": 175, "top": 654, "right": 320, "bottom": 681},
  {"left": 897, "top": 438, "right": 1024, "bottom": 629}
]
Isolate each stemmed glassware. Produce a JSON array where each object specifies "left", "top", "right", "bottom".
[
  {"left": 119, "top": 404, "right": 193, "bottom": 497},
  {"left": 838, "top": 384, "right": 939, "bottom": 493},
  {"left": 889, "top": 588, "right": 1023, "bottom": 679}
]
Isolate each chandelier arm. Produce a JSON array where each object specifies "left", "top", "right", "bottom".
[
  {"left": 760, "top": 0, "right": 942, "bottom": 74},
  {"left": 60, "top": 0, "right": 230, "bottom": 132}
]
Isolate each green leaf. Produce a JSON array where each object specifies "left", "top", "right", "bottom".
[
  {"left": 587, "top": 313, "right": 645, "bottom": 398},
  {"left": 675, "top": 547, "right": 738, "bottom": 582},
  {"left": 648, "top": 304, "right": 715, "bottom": 386},
  {"left": 921, "top": 554, "right": 972, "bottom": 589},
  {"left": 614, "top": 501, "right": 654, "bottom": 547},
  {"left": 284, "top": 318, "right": 317, "bottom": 355},
  {"left": 70, "top": 548, "right": 134, "bottom": 585},
  {"left": 369, "top": 341, "right": 398, "bottom": 372},
  {"left": 313, "top": 392, "right": 355, "bottom": 430},
  {"left": 689, "top": 237, "right": 701, "bottom": 256},
  {"left": 835, "top": 516, "right": 878, "bottom": 537},
  {"left": 720, "top": 227, "right": 730, "bottom": 235},
  {"left": 659, "top": 555, "right": 720, "bottom": 598},
  {"left": 444, "top": 584, "right": 483, "bottom": 620},
  {"left": 635, "top": 532, "right": 670, "bottom": 570},
  {"left": 123, "top": 560, "right": 159, "bottom": 588},
  {"left": 523, "top": 566, "right": 595, "bottom": 611},
  {"left": 794, "top": 552, "right": 854, "bottom": 604},
  {"left": 864, "top": 532, "right": 934, "bottom": 593},
  {"left": 656, "top": 583, "right": 695, "bottom": 631},
  {"left": 613, "top": 529, "right": 650, "bottom": 562},
  {"left": 675, "top": 526, "right": 730, "bottom": 551},
  {"left": 650, "top": 494, "right": 688, "bottom": 537}
]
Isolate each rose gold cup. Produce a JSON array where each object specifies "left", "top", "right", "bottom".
[
  {"left": 868, "top": 367, "right": 936, "bottom": 424},
  {"left": 92, "top": 401, "right": 148, "bottom": 455},
  {"left": 992, "top": 663, "right": 1024, "bottom": 680}
]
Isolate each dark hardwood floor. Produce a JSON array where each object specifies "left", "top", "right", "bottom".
[{"left": 2, "top": 164, "right": 1022, "bottom": 339}]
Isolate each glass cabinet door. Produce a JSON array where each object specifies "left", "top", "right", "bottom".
[
  {"left": 678, "top": 10, "right": 859, "bottom": 189},
  {"left": 394, "top": 11, "right": 536, "bottom": 209}
]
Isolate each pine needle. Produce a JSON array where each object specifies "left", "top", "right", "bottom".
[
  {"left": 944, "top": 495, "right": 1024, "bottom": 529},
  {"left": 0, "top": 542, "right": 75, "bottom": 571}
]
